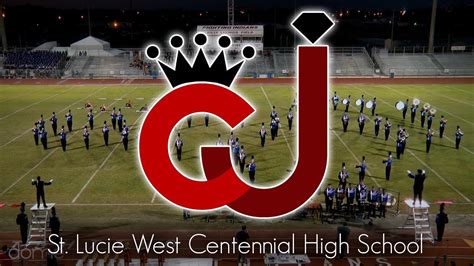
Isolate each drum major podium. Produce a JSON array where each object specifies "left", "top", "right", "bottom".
[
  {"left": 28, "top": 203, "right": 55, "bottom": 246},
  {"left": 400, "top": 200, "right": 434, "bottom": 244}
]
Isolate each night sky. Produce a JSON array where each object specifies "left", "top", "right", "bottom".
[{"left": 5, "top": 0, "right": 473, "bottom": 10}]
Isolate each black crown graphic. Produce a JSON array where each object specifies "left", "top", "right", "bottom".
[{"left": 145, "top": 33, "right": 256, "bottom": 88}]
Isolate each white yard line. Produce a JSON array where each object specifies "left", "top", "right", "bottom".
[
  {"left": 71, "top": 144, "right": 122, "bottom": 203},
  {"left": 0, "top": 151, "right": 56, "bottom": 198},
  {"left": 381, "top": 85, "right": 474, "bottom": 126},
  {"left": 353, "top": 85, "right": 474, "bottom": 155},
  {"left": 0, "top": 86, "right": 75, "bottom": 120},
  {"left": 0, "top": 91, "right": 40, "bottom": 105},
  {"left": 0, "top": 90, "right": 136, "bottom": 199},
  {"left": 343, "top": 90, "right": 471, "bottom": 203},
  {"left": 259, "top": 86, "right": 296, "bottom": 161},
  {"left": 0, "top": 92, "right": 62, "bottom": 121},
  {"left": 0, "top": 86, "right": 110, "bottom": 149},
  {"left": 330, "top": 128, "right": 381, "bottom": 187},
  {"left": 151, "top": 193, "right": 158, "bottom": 203},
  {"left": 436, "top": 93, "right": 471, "bottom": 106}
]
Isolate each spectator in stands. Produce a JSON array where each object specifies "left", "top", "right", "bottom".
[{"left": 4, "top": 50, "right": 68, "bottom": 78}]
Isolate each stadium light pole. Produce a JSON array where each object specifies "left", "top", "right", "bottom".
[
  {"left": 87, "top": 0, "right": 92, "bottom": 36},
  {"left": 0, "top": 6, "right": 7, "bottom": 51},
  {"left": 227, "top": 0, "right": 234, "bottom": 25},
  {"left": 428, "top": 0, "right": 438, "bottom": 53},
  {"left": 390, "top": 10, "right": 395, "bottom": 52}
]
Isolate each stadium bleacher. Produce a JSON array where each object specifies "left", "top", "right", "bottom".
[
  {"left": 434, "top": 54, "right": 474, "bottom": 76},
  {"left": 65, "top": 56, "right": 149, "bottom": 78},
  {"left": 373, "top": 52, "right": 442, "bottom": 76},
  {"left": 330, "top": 47, "right": 375, "bottom": 76},
  {"left": 2, "top": 51, "right": 68, "bottom": 78},
  {"left": 1, "top": 46, "right": 474, "bottom": 78}
]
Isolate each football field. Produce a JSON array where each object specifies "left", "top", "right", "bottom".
[{"left": 0, "top": 82, "right": 472, "bottom": 231}]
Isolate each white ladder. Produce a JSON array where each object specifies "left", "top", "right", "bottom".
[
  {"left": 28, "top": 203, "right": 55, "bottom": 246},
  {"left": 413, "top": 206, "right": 435, "bottom": 244}
]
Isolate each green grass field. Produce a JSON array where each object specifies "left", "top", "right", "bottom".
[{"left": 0, "top": 83, "right": 472, "bottom": 231}]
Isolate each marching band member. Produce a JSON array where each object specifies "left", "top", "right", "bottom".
[
  {"left": 259, "top": 122, "right": 266, "bottom": 147},
  {"left": 420, "top": 107, "right": 427, "bottom": 128},
  {"left": 83, "top": 126, "right": 90, "bottom": 150},
  {"left": 355, "top": 156, "right": 367, "bottom": 182},
  {"left": 455, "top": 126, "right": 464, "bottom": 149},
  {"left": 270, "top": 106, "right": 278, "bottom": 121},
  {"left": 50, "top": 112, "right": 58, "bottom": 136},
  {"left": 110, "top": 107, "right": 117, "bottom": 130},
  {"left": 401, "top": 129, "right": 409, "bottom": 154},
  {"left": 410, "top": 104, "right": 418, "bottom": 124},
  {"left": 32, "top": 123, "right": 39, "bottom": 146},
  {"left": 374, "top": 114, "right": 382, "bottom": 137},
  {"left": 357, "top": 112, "right": 366, "bottom": 135},
  {"left": 379, "top": 189, "right": 389, "bottom": 218},
  {"left": 121, "top": 122, "right": 129, "bottom": 151},
  {"left": 216, "top": 133, "right": 223, "bottom": 146},
  {"left": 344, "top": 95, "right": 351, "bottom": 113},
  {"left": 408, "top": 169, "right": 427, "bottom": 206},
  {"left": 346, "top": 183, "right": 356, "bottom": 212},
  {"left": 324, "top": 184, "right": 335, "bottom": 213},
  {"left": 287, "top": 108, "right": 294, "bottom": 131},
  {"left": 246, "top": 155, "right": 256, "bottom": 184},
  {"left": 427, "top": 113, "right": 435, "bottom": 130},
  {"left": 384, "top": 118, "right": 392, "bottom": 141},
  {"left": 357, "top": 186, "right": 367, "bottom": 213},
  {"left": 371, "top": 97, "right": 377, "bottom": 116},
  {"left": 186, "top": 115, "right": 192, "bottom": 128},
  {"left": 368, "top": 187, "right": 379, "bottom": 218},
  {"left": 122, "top": 120, "right": 129, "bottom": 134},
  {"left": 396, "top": 137, "right": 403, "bottom": 159},
  {"left": 270, "top": 119, "right": 278, "bottom": 140},
  {"left": 232, "top": 137, "right": 240, "bottom": 165},
  {"left": 336, "top": 184, "right": 345, "bottom": 211},
  {"left": 65, "top": 110, "right": 73, "bottom": 132},
  {"left": 39, "top": 128, "right": 48, "bottom": 150},
  {"left": 382, "top": 151, "right": 393, "bottom": 180},
  {"left": 175, "top": 133, "right": 183, "bottom": 161},
  {"left": 238, "top": 145, "right": 247, "bottom": 174},
  {"left": 331, "top": 92, "right": 339, "bottom": 111},
  {"left": 341, "top": 112, "right": 349, "bottom": 133},
  {"left": 204, "top": 113, "right": 209, "bottom": 127},
  {"left": 228, "top": 131, "right": 235, "bottom": 146},
  {"left": 426, "top": 129, "right": 434, "bottom": 153},
  {"left": 88, "top": 109, "right": 94, "bottom": 130},
  {"left": 275, "top": 117, "right": 280, "bottom": 137},
  {"left": 402, "top": 99, "right": 409, "bottom": 120},
  {"left": 359, "top": 95, "right": 365, "bottom": 113},
  {"left": 38, "top": 114, "right": 45, "bottom": 130},
  {"left": 117, "top": 108, "right": 124, "bottom": 132},
  {"left": 439, "top": 115, "right": 447, "bottom": 138},
  {"left": 102, "top": 121, "right": 109, "bottom": 146},
  {"left": 357, "top": 181, "right": 367, "bottom": 194},
  {"left": 59, "top": 126, "right": 67, "bottom": 151},
  {"left": 338, "top": 162, "right": 349, "bottom": 189}
]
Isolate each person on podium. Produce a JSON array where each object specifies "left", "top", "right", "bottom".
[{"left": 31, "top": 176, "right": 53, "bottom": 208}]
